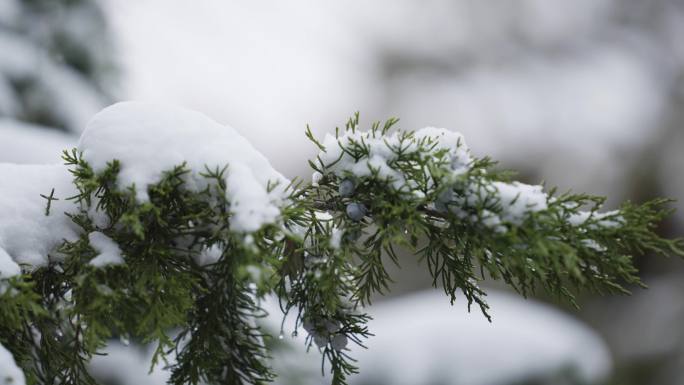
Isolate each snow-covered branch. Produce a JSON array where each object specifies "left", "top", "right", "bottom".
[{"left": 0, "top": 102, "right": 681, "bottom": 385}]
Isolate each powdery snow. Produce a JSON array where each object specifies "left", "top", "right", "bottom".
[
  {"left": 0, "top": 102, "right": 291, "bottom": 275},
  {"left": 194, "top": 244, "right": 224, "bottom": 267},
  {"left": 0, "top": 342, "right": 26, "bottom": 385},
  {"left": 0, "top": 102, "right": 626, "bottom": 276},
  {"left": 316, "top": 127, "right": 471, "bottom": 191},
  {"left": 567, "top": 209, "right": 624, "bottom": 229},
  {"left": 88, "top": 232, "right": 124, "bottom": 268},
  {"left": 0, "top": 164, "right": 78, "bottom": 272},
  {"left": 492, "top": 181, "right": 548, "bottom": 225},
  {"left": 79, "top": 101, "right": 289, "bottom": 232},
  {"left": 314, "top": 125, "right": 625, "bottom": 233}
]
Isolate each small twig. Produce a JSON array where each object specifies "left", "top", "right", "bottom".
[{"left": 40, "top": 188, "right": 59, "bottom": 216}]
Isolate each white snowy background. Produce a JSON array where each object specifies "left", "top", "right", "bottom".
[{"left": 2, "top": 0, "right": 684, "bottom": 384}]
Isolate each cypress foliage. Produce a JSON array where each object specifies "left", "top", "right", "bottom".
[{"left": 1, "top": 115, "right": 682, "bottom": 385}]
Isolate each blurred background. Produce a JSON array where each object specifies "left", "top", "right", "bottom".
[{"left": 1, "top": 0, "right": 683, "bottom": 384}]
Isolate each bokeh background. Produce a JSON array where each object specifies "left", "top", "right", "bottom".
[{"left": 1, "top": 1, "right": 683, "bottom": 384}]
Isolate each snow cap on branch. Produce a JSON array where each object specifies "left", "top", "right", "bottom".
[
  {"left": 0, "top": 101, "right": 290, "bottom": 276},
  {"left": 317, "top": 126, "right": 472, "bottom": 191},
  {"left": 78, "top": 101, "right": 290, "bottom": 232}
]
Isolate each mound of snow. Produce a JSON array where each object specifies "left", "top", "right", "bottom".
[
  {"left": 0, "top": 102, "right": 290, "bottom": 276},
  {"left": 79, "top": 101, "right": 289, "bottom": 232}
]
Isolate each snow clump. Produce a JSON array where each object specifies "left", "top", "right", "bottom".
[
  {"left": 79, "top": 101, "right": 290, "bottom": 232},
  {"left": 88, "top": 231, "right": 125, "bottom": 268},
  {"left": 315, "top": 127, "right": 472, "bottom": 192},
  {"left": 314, "top": 125, "right": 622, "bottom": 234},
  {"left": 0, "top": 101, "right": 290, "bottom": 276}
]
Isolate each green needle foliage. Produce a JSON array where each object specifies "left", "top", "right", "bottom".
[{"left": 1, "top": 115, "right": 683, "bottom": 385}]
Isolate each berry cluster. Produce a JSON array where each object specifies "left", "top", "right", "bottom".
[{"left": 303, "top": 317, "right": 349, "bottom": 352}]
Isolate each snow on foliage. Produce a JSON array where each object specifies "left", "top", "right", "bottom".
[
  {"left": 88, "top": 231, "right": 124, "bottom": 267},
  {"left": 79, "top": 101, "right": 290, "bottom": 232},
  {"left": 490, "top": 181, "right": 548, "bottom": 224},
  {"left": 0, "top": 342, "right": 26, "bottom": 385},
  {"left": 0, "top": 164, "right": 78, "bottom": 273},
  {"left": 567, "top": 209, "right": 624, "bottom": 229},
  {"left": 314, "top": 123, "right": 619, "bottom": 235},
  {"left": 318, "top": 126, "right": 471, "bottom": 192},
  {"left": 0, "top": 101, "right": 626, "bottom": 276},
  {"left": 0, "top": 102, "right": 679, "bottom": 385},
  {"left": 0, "top": 101, "right": 290, "bottom": 276}
]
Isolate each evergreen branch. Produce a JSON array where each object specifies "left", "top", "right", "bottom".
[{"left": 2, "top": 113, "right": 682, "bottom": 385}]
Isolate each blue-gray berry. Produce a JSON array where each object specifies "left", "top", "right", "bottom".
[
  {"left": 338, "top": 179, "right": 355, "bottom": 197},
  {"left": 331, "top": 334, "right": 348, "bottom": 351},
  {"left": 313, "top": 333, "right": 328, "bottom": 348},
  {"left": 437, "top": 188, "right": 453, "bottom": 203},
  {"left": 346, "top": 203, "right": 367, "bottom": 221},
  {"left": 435, "top": 200, "right": 448, "bottom": 213},
  {"left": 303, "top": 318, "right": 315, "bottom": 333},
  {"left": 324, "top": 320, "right": 341, "bottom": 333}
]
